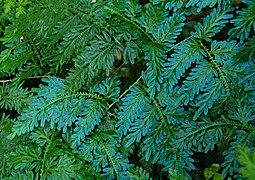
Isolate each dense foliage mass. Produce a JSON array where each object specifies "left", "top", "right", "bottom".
[{"left": 0, "top": 0, "right": 255, "bottom": 179}]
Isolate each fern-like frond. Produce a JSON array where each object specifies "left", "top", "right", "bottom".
[
  {"left": 1, "top": 1, "right": 255, "bottom": 179},
  {"left": 228, "top": 0, "right": 255, "bottom": 42},
  {"left": 193, "top": 78, "right": 226, "bottom": 120},
  {"left": 11, "top": 77, "right": 117, "bottom": 149},
  {"left": 143, "top": 45, "right": 166, "bottom": 98},
  {"left": 116, "top": 85, "right": 151, "bottom": 138},
  {"left": 141, "top": 120, "right": 175, "bottom": 162},
  {"left": 163, "top": 38, "right": 205, "bottom": 92},
  {"left": 186, "top": 0, "right": 233, "bottom": 12},
  {"left": 51, "top": 24, "right": 95, "bottom": 72},
  {"left": 126, "top": 166, "right": 152, "bottom": 180},
  {"left": 121, "top": 0, "right": 142, "bottom": 21},
  {"left": 66, "top": 32, "right": 120, "bottom": 90},
  {"left": 137, "top": 5, "right": 168, "bottom": 35},
  {"left": 159, "top": 149, "right": 194, "bottom": 178},
  {"left": 0, "top": 114, "right": 26, "bottom": 178},
  {"left": 175, "top": 120, "right": 225, "bottom": 152},
  {"left": 153, "top": 12, "right": 185, "bottom": 44},
  {"left": 141, "top": 11, "right": 186, "bottom": 98},
  {"left": 168, "top": 168, "right": 189, "bottom": 180},
  {"left": 125, "top": 103, "right": 158, "bottom": 147},
  {"left": 6, "top": 125, "right": 99, "bottom": 179},
  {"left": 228, "top": 87, "right": 255, "bottom": 123},
  {"left": 3, "top": 171, "right": 34, "bottom": 180},
  {"left": 71, "top": 99, "right": 107, "bottom": 148},
  {"left": 8, "top": 145, "right": 42, "bottom": 171},
  {"left": 237, "top": 146, "right": 255, "bottom": 179},
  {"left": 173, "top": 60, "right": 216, "bottom": 107},
  {"left": 0, "top": 82, "right": 31, "bottom": 111},
  {"left": 235, "top": 35, "right": 255, "bottom": 61},
  {"left": 165, "top": 0, "right": 184, "bottom": 11},
  {"left": 42, "top": 154, "right": 84, "bottom": 179},
  {"left": 222, "top": 130, "right": 255, "bottom": 177},
  {"left": 79, "top": 132, "right": 132, "bottom": 179},
  {"left": 90, "top": 76, "right": 121, "bottom": 103},
  {"left": 192, "top": 3, "right": 233, "bottom": 42},
  {"left": 210, "top": 40, "right": 239, "bottom": 65},
  {"left": 0, "top": 31, "right": 34, "bottom": 77}
]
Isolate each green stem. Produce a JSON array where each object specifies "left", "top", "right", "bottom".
[
  {"left": 102, "top": 143, "right": 118, "bottom": 179},
  {"left": 105, "top": 6, "right": 157, "bottom": 44},
  {"left": 153, "top": 100, "right": 167, "bottom": 124},
  {"left": 182, "top": 121, "right": 255, "bottom": 142},
  {"left": 40, "top": 131, "right": 56, "bottom": 179},
  {"left": 199, "top": 41, "right": 230, "bottom": 94},
  {"left": 25, "top": 32, "right": 43, "bottom": 66}
]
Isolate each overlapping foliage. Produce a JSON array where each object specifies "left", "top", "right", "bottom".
[{"left": 0, "top": 0, "right": 255, "bottom": 179}]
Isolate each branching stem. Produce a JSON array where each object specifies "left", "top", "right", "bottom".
[
  {"left": 186, "top": 0, "right": 242, "bottom": 22},
  {"left": 199, "top": 41, "right": 230, "bottom": 94},
  {"left": 153, "top": 100, "right": 167, "bottom": 124},
  {"left": 102, "top": 143, "right": 118, "bottom": 179},
  {"left": 105, "top": 6, "right": 157, "bottom": 44},
  {"left": 40, "top": 131, "right": 56, "bottom": 179},
  {"left": 108, "top": 36, "right": 193, "bottom": 109},
  {"left": 25, "top": 32, "right": 43, "bottom": 66},
  {"left": 0, "top": 75, "right": 63, "bottom": 85}
]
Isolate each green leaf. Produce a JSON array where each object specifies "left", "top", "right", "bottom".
[
  {"left": 116, "top": 85, "right": 151, "bottom": 138},
  {"left": 204, "top": 164, "right": 223, "bottom": 180},
  {"left": 43, "top": 154, "right": 83, "bottom": 179},
  {"left": 127, "top": 166, "right": 152, "bottom": 180},
  {"left": 237, "top": 146, "right": 255, "bottom": 180},
  {"left": 164, "top": 38, "right": 205, "bottom": 92},
  {"left": 228, "top": 0, "right": 255, "bottom": 42},
  {"left": 0, "top": 82, "right": 31, "bottom": 112},
  {"left": 192, "top": 4, "right": 233, "bottom": 42}
]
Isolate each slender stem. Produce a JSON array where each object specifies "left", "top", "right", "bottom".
[
  {"left": 0, "top": 75, "right": 64, "bottom": 85},
  {"left": 186, "top": 10, "right": 212, "bottom": 22},
  {"left": 102, "top": 143, "right": 118, "bottom": 179},
  {"left": 108, "top": 74, "right": 143, "bottom": 109},
  {"left": 199, "top": 41, "right": 230, "bottom": 94},
  {"left": 153, "top": 99, "right": 167, "bottom": 124},
  {"left": 112, "top": 63, "right": 125, "bottom": 75},
  {"left": 40, "top": 131, "right": 56, "bottom": 179},
  {"left": 108, "top": 36, "right": 193, "bottom": 109},
  {"left": 105, "top": 6, "right": 157, "bottom": 44},
  {"left": 186, "top": 0, "right": 242, "bottom": 22},
  {"left": 25, "top": 32, "right": 43, "bottom": 66}
]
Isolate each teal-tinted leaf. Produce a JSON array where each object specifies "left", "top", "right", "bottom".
[
  {"left": 228, "top": 1, "right": 255, "bottom": 42},
  {"left": 192, "top": 4, "right": 233, "bottom": 41},
  {"left": 117, "top": 85, "right": 151, "bottom": 137}
]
